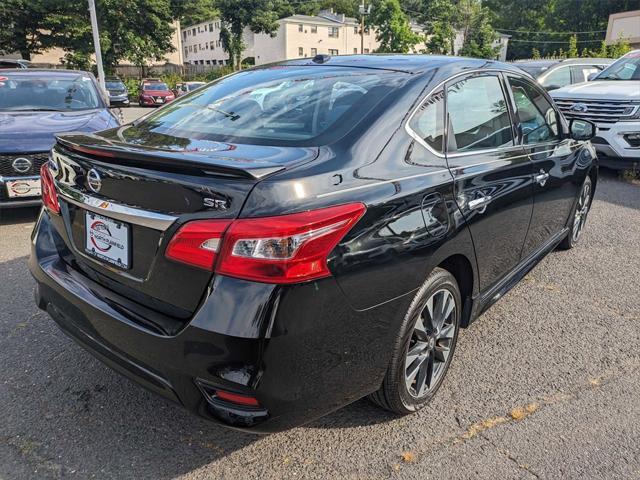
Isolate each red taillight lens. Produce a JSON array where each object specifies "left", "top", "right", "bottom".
[
  {"left": 215, "top": 390, "right": 260, "bottom": 407},
  {"left": 216, "top": 203, "right": 366, "bottom": 284},
  {"left": 40, "top": 162, "right": 60, "bottom": 214},
  {"left": 166, "top": 203, "right": 366, "bottom": 282},
  {"left": 165, "top": 219, "right": 231, "bottom": 270}
]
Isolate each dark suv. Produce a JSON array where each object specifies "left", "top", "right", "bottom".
[{"left": 30, "top": 55, "right": 597, "bottom": 432}]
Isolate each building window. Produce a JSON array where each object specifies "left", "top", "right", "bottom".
[
  {"left": 311, "top": 48, "right": 317, "bottom": 56},
  {"left": 298, "top": 47, "right": 304, "bottom": 56},
  {"left": 365, "top": 27, "right": 370, "bottom": 35},
  {"left": 216, "top": 22, "right": 220, "bottom": 28},
  {"left": 199, "top": 43, "right": 202, "bottom": 50},
  {"left": 183, "top": 31, "right": 187, "bottom": 40},
  {"left": 209, "top": 23, "right": 213, "bottom": 31},
  {"left": 364, "top": 48, "right": 369, "bottom": 54},
  {"left": 184, "top": 47, "right": 188, "bottom": 56},
  {"left": 328, "top": 27, "right": 339, "bottom": 38},
  {"left": 354, "top": 26, "right": 358, "bottom": 34},
  {"left": 192, "top": 28, "right": 196, "bottom": 36},
  {"left": 298, "top": 24, "right": 303, "bottom": 32},
  {"left": 206, "top": 60, "right": 211, "bottom": 65},
  {"left": 210, "top": 41, "right": 215, "bottom": 49},
  {"left": 353, "top": 48, "right": 357, "bottom": 54},
  {"left": 218, "top": 60, "right": 224, "bottom": 65},
  {"left": 311, "top": 25, "right": 317, "bottom": 33},
  {"left": 205, "top": 43, "right": 209, "bottom": 49},
  {"left": 329, "top": 49, "right": 338, "bottom": 55}
]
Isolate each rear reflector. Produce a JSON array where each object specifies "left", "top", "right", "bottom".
[
  {"left": 165, "top": 219, "right": 231, "bottom": 270},
  {"left": 40, "top": 162, "right": 60, "bottom": 214},
  {"left": 215, "top": 390, "right": 260, "bottom": 407}
]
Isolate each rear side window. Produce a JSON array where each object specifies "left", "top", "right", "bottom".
[
  {"left": 128, "top": 66, "right": 406, "bottom": 146},
  {"left": 446, "top": 75, "right": 514, "bottom": 152},
  {"left": 507, "top": 76, "right": 559, "bottom": 144},
  {"left": 408, "top": 90, "right": 445, "bottom": 152},
  {"left": 541, "top": 67, "right": 571, "bottom": 90}
]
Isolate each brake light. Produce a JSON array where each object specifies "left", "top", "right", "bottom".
[
  {"left": 215, "top": 390, "right": 260, "bottom": 407},
  {"left": 165, "top": 219, "right": 231, "bottom": 270},
  {"left": 216, "top": 203, "right": 366, "bottom": 284},
  {"left": 40, "top": 162, "right": 60, "bottom": 214},
  {"left": 165, "top": 203, "right": 366, "bottom": 283}
]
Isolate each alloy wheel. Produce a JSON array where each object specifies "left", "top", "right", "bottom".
[
  {"left": 405, "top": 288, "right": 457, "bottom": 398},
  {"left": 572, "top": 181, "right": 591, "bottom": 243}
]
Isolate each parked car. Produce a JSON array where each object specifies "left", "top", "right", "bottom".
[
  {"left": 30, "top": 55, "right": 597, "bottom": 432},
  {"left": 104, "top": 76, "right": 129, "bottom": 107},
  {"left": 138, "top": 79, "right": 175, "bottom": 106},
  {"left": 550, "top": 50, "right": 640, "bottom": 170},
  {"left": 174, "top": 81, "right": 206, "bottom": 97},
  {"left": 0, "top": 59, "right": 30, "bottom": 69},
  {"left": 515, "top": 58, "right": 613, "bottom": 91},
  {"left": 0, "top": 69, "right": 120, "bottom": 208}
]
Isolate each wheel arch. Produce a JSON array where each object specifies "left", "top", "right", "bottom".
[{"left": 437, "top": 254, "right": 475, "bottom": 328}]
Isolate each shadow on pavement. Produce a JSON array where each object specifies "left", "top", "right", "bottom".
[{"left": 0, "top": 206, "right": 40, "bottom": 226}]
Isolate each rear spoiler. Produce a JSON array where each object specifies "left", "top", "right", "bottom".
[{"left": 55, "top": 133, "right": 287, "bottom": 180}]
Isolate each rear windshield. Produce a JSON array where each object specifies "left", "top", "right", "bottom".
[
  {"left": 106, "top": 81, "right": 125, "bottom": 89},
  {"left": 596, "top": 52, "right": 640, "bottom": 80},
  {"left": 143, "top": 83, "right": 169, "bottom": 91},
  {"left": 517, "top": 63, "right": 555, "bottom": 78},
  {"left": 0, "top": 73, "right": 101, "bottom": 111},
  {"left": 126, "top": 66, "right": 407, "bottom": 146}
]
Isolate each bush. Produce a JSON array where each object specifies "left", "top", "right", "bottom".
[{"left": 123, "top": 78, "right": 139, "bottom": 99}]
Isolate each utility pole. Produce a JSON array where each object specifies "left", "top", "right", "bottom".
[
  {"left": 88, "top": 0, "right": 106, "bottom": 94},
  {"left": 359, "top": 2, "right": 371, "bottom": 54}
]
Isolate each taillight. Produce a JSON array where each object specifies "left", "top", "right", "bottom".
[
  {"left": 40, "top": 162, "right": 60, "bottom": 214},
  {"left": 165, "top": 219, "right": 231, "bottom": 270},
  {"left": 216, "top": 203, "right": 365, "bottom": 284},
  {"left": 165, "top": 203, "right": 366, "bottom": 283},
  {"left": 215, "top": 390, "right": 260, "bottom": 407}
]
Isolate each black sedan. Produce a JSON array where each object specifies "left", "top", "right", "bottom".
[{"left": 30, "top": 55, "right": 597, "bottom": 432}]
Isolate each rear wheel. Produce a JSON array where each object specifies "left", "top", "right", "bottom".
[
  {"left": 559, "top": 176, "right": 592, "bottom": 250},
  {"left": 369, "top": 268, "right": 460, "bottom": 414}
]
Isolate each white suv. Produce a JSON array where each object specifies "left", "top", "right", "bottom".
[{"left": 550, "top": 50, "right": 640, "bottom": 170}]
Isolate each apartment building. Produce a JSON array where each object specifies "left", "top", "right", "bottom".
[
  {"left": 182, "top": 20, "right": 254, "bottom": 66},
  {"left": 254, "top": 10, "right": 384, "bottom": 65}
]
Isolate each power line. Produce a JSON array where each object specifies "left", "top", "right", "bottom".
[
  {"left": 498, "top": 28, "right": 606, "bottom": 35},
  {"left": 508, "top": 38, "right": 604, "bottom": 44}
]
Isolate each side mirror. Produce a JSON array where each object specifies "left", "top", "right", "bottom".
[
  {"left": 569, "top": 118, "right": 596, "bottom": 141},
  {"left": 587, "top": 72, "right": 598, "bottom": 81}
]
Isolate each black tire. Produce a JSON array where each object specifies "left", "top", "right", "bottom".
[
  {"left": 559, "top": 176, "right": 593, "bottom": 250},
  {"left": 369, "top": 267, "right": 461, "bottom": 415}
]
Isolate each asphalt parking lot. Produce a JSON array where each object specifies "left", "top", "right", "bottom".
[{"left": 1, "top": 132, "right": 639, "bottom": 478}]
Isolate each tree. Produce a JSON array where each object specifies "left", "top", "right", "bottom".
[
  {"left": 418, "top": 0, "right": 459, "bottom": 55},
  {"left": 0, "top": 0, "right": 65, "bottom": 60},
  {"left": 567, "top": 34, "right": 578, "bottom": 58},
  {"left": 170, "top": 0, "right": 218, "bottom": 27},
  {"left": 457, "top": 0, "right": 499, "bottom": 59},
  {"left": 369, "top": 0, "right": 422, "bottom": 53},
  {"left": 532, "top": 48, "right": 541, "bottom": 59},
  {"left": 215, "top": 0, "right": 292, "bottom": 70}
]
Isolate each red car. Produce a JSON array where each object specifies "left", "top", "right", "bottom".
[{"left": 138, "top": 81, "right": 175, "bottom": 107}]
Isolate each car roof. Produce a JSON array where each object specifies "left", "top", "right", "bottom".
[
  {"left": 0, "top": 68, "right": 95, "bottom": 76},
  {"left": 515, "top": 58, "right": 612, "bottom": 67},
  {"left": 268, "top": 54, "right": 526, "bottom": 76}
]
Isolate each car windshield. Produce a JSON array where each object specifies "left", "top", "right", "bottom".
[
  {"left": 0, "top": 73, "right": 101, "bottom": 111},
  {"left": 106, "top": 81, "right": 125, "bottom": 89},
  {"left": 596, "top": 52, "right": 640, "bottom": 80},
  {"left": 517, "top": 63, "right": 555, "bottom": 78},
  {"left": 125, "top": 66, "right": 406, "bottom": 146},
  {"left": 187, "top": 83, "right": 205, "bottom": 91},
  {"left": 143, "top": 83, "right": 169, "bottom": 91}
]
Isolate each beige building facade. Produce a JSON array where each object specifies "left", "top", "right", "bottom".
[{"left": 606, "top": 10, "right": 640, "bottom": 49}]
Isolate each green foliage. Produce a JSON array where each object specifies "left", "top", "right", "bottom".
[
  {"left": 170, "top": 0, "right": 217, "bottom": 28},
  {"left": 607, "top": 36, "right": 632, "bottom": 58},
  {"left": 123, "top": 77, "right": 140, "bottom": 98},
  {"left": 369, "top": 0, "right": 422, "bottom": 53},
  {"left": 215, "top": 0, "right": 292, "bottom": 70},
  {"left": 419, "top": 0, "right": 458, "bottom": 55},
  {"left": 567, "top": 34, "right": 578, "bottom": 58},
  {"left": 532, "top": 48, "right": 541, "bottom": 59},
  {"left": 457, "top": 0, "right": 500, "bottom": 59}
]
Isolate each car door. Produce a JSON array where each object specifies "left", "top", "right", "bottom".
[
  {"left": 505, "top": 74, "right": 582, "bottom": 258},
  {"left": 445, "top": 72, "right": 534, "bottom": 292}
]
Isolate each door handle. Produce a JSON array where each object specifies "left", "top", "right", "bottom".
[
  {"left": 535, "top": 170, "right": 550, "bottom": 187},
  {"left": 468, "top": 195, "right": 492, "bottom": 213}
]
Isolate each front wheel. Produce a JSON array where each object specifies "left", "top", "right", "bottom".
[
  {"left": 369, "top": 268, "right": 460, "bottom": 414},
  {"left": 559, "top": 176, "right": 593, "bottom": 250}
]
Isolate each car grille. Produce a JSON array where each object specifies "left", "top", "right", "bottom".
[
  {"left": 110, "top": 90, "right": 126, "bottom": 95},
  {"left": 554, "top": 98, "right": 640, "bottom": 124},
  {"left": 0, "top": 152, "right": 49, "bottom": 177}
]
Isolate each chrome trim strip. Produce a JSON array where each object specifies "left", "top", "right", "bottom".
[
  {"left": 0, "top": 175, "right": 40, "bottom": 182},
  {"left": 56, "top": 183, "right": 177, "bottom": 231}
]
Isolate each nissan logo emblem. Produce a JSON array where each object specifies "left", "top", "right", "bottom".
[
  {"left": 12, "top": 157, "right": 32, "bottom": 174},
  {"left": 570, "top": 103, "right": 589, "bottom": 114},
  {"left": 87, "top": 168, "right": 102, "bottom": 193}
]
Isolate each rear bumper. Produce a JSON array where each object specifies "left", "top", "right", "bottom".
[
  {"left": 109, "top": 96, "right": 130, "bottom": 106},
  {"left": 29, "top": 209, "right": 409, "bottom": 432}
]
